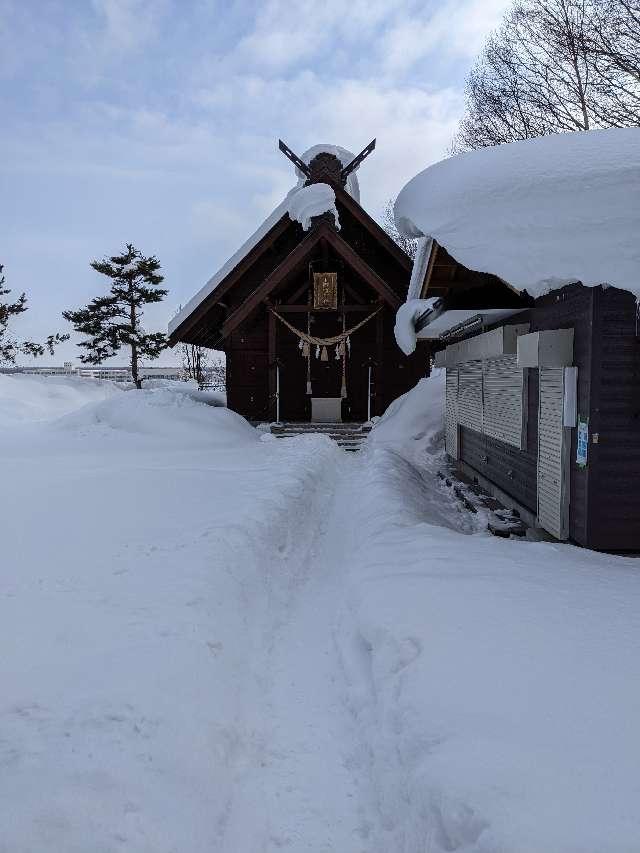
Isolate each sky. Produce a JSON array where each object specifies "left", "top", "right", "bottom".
[{"left": 1, "top": 0, "right": 510, "bottom": 365}]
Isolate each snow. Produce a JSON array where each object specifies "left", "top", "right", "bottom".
[
  {"left": 3, "top": 369, "right": 640, "bottom": 851},
  {"left": 394, "top": 127, "right": 640, "bottom": 298},
  {"left": 294, "top": 143, "right": 361, "bottom": 204},
  {"left": 285, "top": 182, "right": 339, "bottom": 231},
  {"left": 168, "top": 198, "right": 291, "bottom": 335},
  {"left": 369, "top": 368, "right": 445, "bottom": 464},
  {"left": 169, "top": 142, "right": 360, "bottom": 337},
  {"left": 406, "top": 236, "right": 434, "bottom": 301},
  {"left": 394, "top": 302, "right": 525, "bottom": 355},
  {"left": 0, "top": 374, "right": 121, "bottom": 427},
  {"left": 394, "top": 297, "right": 440, "bottom": 355}
]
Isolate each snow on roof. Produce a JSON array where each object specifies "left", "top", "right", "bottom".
[
  {"left": 286, "top": 182, "right": 339, "bottom": 231},
  {"left": 394, "top": 298, "right": 440, "bottom": 355},
  {"left": 394, "top": 127, "right": 640, "bottom": 299},
  {"left": 295, "top": 144, "right": 360, "bottom": 204},
  {"left": 169, "top": 143, "right": 360, "bottom": 337},
  {"left": 406, "top": 236, "right": 434, "bottom": 301}
]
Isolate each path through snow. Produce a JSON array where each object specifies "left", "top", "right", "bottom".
[
  {"left": 3, "top": 375, "right": 640, "bottom": 852},
  {"left": 219, "top": 454, "right": 363, "bottom": 850}
]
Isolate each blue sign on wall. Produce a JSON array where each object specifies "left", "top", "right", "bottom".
[{"left": 576, "top": 415, "right": 589, "bottom": 467}]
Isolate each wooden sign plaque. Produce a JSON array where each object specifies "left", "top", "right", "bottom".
[{"left": 313, "top": 272, "right": 338, "bottom": 310}]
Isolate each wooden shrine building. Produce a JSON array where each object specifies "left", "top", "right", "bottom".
[{"left": 169, "top": 141, "right": 427, "bottom": 423}]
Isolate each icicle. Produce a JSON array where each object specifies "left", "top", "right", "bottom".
[
  {"left": 302, "top": 341, "right": 310, "bottom": 358},
  {"left": 321, "top": 346, "right": 328, "bottom": 362},
  {"left": 298, "top": 339, "right": 303, "bottom": 351},
  {"left": 334, "top": 343, "right": 341, "bottom": 360},
  {"left": 306, "top": 380, "right": 312, "bottom": 395},
  {"left": 315, "top": 345, "right": 320, "bottom": 359},
  {"left": 346, "top": 336, "right": 351, "bottom": 356}
]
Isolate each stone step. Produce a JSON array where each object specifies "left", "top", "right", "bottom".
[
  {"left": 268, "top": 421, "right": 370, "bottom": 452},
  {"left": 271, "top": 423, "right": 368, "bottom": 431}
]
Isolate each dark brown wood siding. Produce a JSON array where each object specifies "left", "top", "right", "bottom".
[
  {"left": 226, "top": 298, "right": 426, "bottom": 423},
  {"left": 585, "top": 287, "right": 640, "bottom": 550}
]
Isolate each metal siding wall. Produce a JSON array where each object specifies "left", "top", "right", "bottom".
[
  {"left": 532, "top": 284, "right": 593, "bottom": 546},
  {"left": 445, "top": 368, "right": 459, "bottom": 459},
  {"left": 457, "top": 361, "right": 483, "bottom": 433},
  {"left": 538, "top": 368, "right": 569, "bottom": 539},
  {"left": 483, "top": 355, "right": 524, "bottom": 448}
]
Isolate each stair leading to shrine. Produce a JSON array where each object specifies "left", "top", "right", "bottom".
[{"left": 268, "top": 422, "right": 372, "bottom": 452}]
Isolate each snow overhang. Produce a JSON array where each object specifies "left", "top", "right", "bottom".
[
  {"left": 394, "top": 299, "right": 526, "bottom": 355},
  {"left": 418, "top": 308, "right": 527, "bottom": 341},
  {"left": 393, "top": 127, "right": 640, "bottom": 301}
]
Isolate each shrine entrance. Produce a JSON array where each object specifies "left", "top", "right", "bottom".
[
  {"left": 270, "top": 294, "right": 384, "bottom": 424},
  {"left": 169, "top": 138, "right": 428, "bottom": 425}
]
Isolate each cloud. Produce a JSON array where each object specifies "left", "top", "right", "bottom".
[
  {"left": 381, "top": 0, "right": 513, "bottom": 73},
  {"left": 232, "top": 0, "right": 394, "bottom": 72},
  {"left": 91, "top": 0, "right": 167, "bottom": 52},
  {"left": 1, "top": 0, "right": 511, "bottom": 364}
]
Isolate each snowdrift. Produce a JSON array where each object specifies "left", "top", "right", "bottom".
[
  {"left": 343, "top": 430, "right": 640, "bottom": 851},
  {"left": 0, "top": 374, "right": 121, "bottom": 427},
  {"left": 368, "top": 369, "right": 445, "bottom": 465},
  {"left": 394, "top": 127, "right": 640, "bottom": 298},
  {"left": 54, "top": 385, "right": 256, "bottom": 448}
]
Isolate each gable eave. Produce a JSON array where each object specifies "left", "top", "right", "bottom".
[
  {"left": 168, "top": 210, "right": 295, "bottom": 345},
  {"left": 219, "top": 221, "right": 402, "bottom": 341}
]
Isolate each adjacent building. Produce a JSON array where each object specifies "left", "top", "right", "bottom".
[{"left": 394, "top": 128, "right": 640, "bottom": 551}]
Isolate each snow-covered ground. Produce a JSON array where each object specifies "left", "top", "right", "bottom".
[{"left": 2, "top": 373, "right": 640, "bottom": 852}]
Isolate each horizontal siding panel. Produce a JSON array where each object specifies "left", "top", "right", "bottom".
[
  {"left": 458, "top": 361, "right": 483, "bottom": 432},
  {"left": 445, "top": 368, "right": 459, "bottom": 459},
  {"left": 537, "top": 367, "right": 568, "bottom": 539}
]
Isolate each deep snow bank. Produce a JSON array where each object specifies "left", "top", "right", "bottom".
[
  {"left": 394, "top": 127, "right": 640, "bottom": 297},
  {"left": 0, "top": 377, "right": 343, "bottom": 852},
  {"left": 54, "top": 385, "right": 256, "bottom": 449},
  {"left": 368, "top": 369, "right": 445, "bottom": 465},
  {"left": 340, "top": 442, "right": 640, "bottom": 852},
  {"left": 0, "top": 374, "right": 121, "bottom": 426}
]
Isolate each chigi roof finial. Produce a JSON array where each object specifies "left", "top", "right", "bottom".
[{"left": 278, "top": 138, "right": 376, "bottom": 186}]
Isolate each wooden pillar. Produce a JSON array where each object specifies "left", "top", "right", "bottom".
[
  {"left": 376, "top": 301, "right": 384, "bottom": 416},
  {"left": 267, "top": 303, "right": 276, "bottom": 421}
]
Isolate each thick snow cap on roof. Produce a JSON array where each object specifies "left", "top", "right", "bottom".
[
  {"left": 169, "top": 143, "right": 359, "bottom": 336},
  {"left": 295, "top": 144, "right": 360, "bottom": 204},
  {"left": 286, "top": 182, "right": 340, "bottom": 231},
  {"left": 394, "top": 128, "right": 640, "bottom": 299}
]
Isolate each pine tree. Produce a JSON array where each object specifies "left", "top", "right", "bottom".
[
  {"left": 63, "top": 244, "right": 168, "bottom": 389},
  {"left": 0, "top": 263, "right": 68, "bottom": 364}
]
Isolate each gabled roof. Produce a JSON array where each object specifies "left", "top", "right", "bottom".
[{"left": 169, "top": 181, "right": 411, "bottom": 347}]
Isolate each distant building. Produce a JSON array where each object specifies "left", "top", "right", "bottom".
[{"left": 0, "top": 365, "right": 183, "bottom": 382}]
